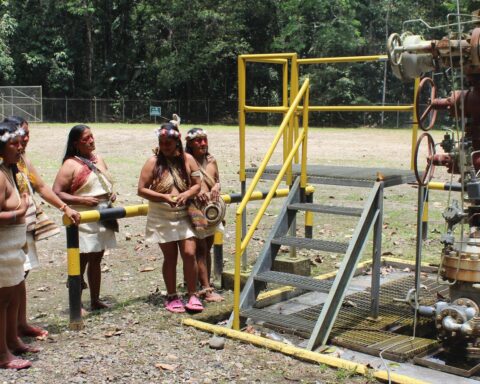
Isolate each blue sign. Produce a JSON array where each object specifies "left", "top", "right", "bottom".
[{"left": 150, "top": 106, "right": 161, "bottom": 117}]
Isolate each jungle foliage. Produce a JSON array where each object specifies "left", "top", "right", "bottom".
[{"left": 0, "top": 1, "right": 477, "bottom": 123}]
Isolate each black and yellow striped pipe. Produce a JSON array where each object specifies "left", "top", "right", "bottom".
[
  {"left": 427, "top": 181, "right": 462, "bottom": 192},
  {"left": 66, "top": 225, "right": 83, "bottom": 330}
]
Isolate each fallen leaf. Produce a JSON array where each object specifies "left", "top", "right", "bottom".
[
  {"left": 36, "top": 286, "right": 49, "bottom": 292},
  {"left": 155, "top": 363, "right": 179, "bottom": 371},
  {"left": 140, "top": 266, "right": 155, "bottom": 272}
]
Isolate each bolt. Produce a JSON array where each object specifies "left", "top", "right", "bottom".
[{"left": 458, "top": 299, "right": 465, "bottom": 306}]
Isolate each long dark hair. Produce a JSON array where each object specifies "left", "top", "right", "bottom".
[
  {"left": 63, "top": 124, "right": 90, "bottom": 163},
  {"left": 155, "top": 122, "right": 188, "bottom": 184}
]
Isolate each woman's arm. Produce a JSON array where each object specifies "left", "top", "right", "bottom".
[
  {"left": 52, "top": 160, "right": 99, "bottom": 207},
  {"left": 206, "top": 158, "right": 221, "bottom": 201},
  {"left": 0, "top": 174, "right": 29, "bottom": 225},
  {"left": 23, "top": 156, "right": 80, "bottom": 224},
  {"left": 176, "top": 154, "right": 201, "bottom": 206},
  {"left": 137, "top": 157, "right": 177, "bottom": 205}
]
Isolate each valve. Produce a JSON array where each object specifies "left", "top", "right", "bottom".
[
  {"left": 414, "top": 132, "right": 436, "bottom": 186},
  {"left": 416, "top": 77, "right": 438, "bottom": 131}
]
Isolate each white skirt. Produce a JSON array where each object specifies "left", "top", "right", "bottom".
[
  {"left": 146, "top": 201, "right": 195, "bottom": 243},
  {"left": 0, "top": 224, "right": 27, "bottom": 288},
  {"left": 71, "top": 202, "right": 117, "bottom": 253},
  {"left": 24, "top": 231, "right": 39, "bottom": 271},
  {"left": 194, "top": 221, "right": 224, "bottom": 240}
]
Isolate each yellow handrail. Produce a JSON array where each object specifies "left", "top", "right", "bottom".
[{"left": 232, "top": 79, "right": 310, "bottom": 330}]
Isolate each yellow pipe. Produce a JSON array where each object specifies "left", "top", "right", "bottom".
[
  {"left": 411, "top": 78, "right": 420, "bottom": 170},
  {"left": 233, "top": 213, "right": 242, "bottom": 329},
  {"left": 67, "top": 248, "right": 81, "bottom": 276},
  {"left": 240, "top": 53, "right": 297, "bottom": 60},
  {"left": 308, "top": 105, "right": 413, "bottom": 112},
  {"left": 244, "top": 106, "right": 289, "bottom": 113},
  {"left": 238, "top": 57, "right": 246, "bottom": 182},
  {"left": 182, "top": 319, "right": 428, "bottom": 384},
  {"left": 300, "top": 85, "right": 309, "bottom": 189},
  {"left": 242, "top": 58, "right": 288, "bottom": 64},
  {"left": 297, "top": 55, "right": 388, "bottom": 64},
  {"left": 124, "top": 204, "right": 149, "bottom": 217},
  {"left": 283, "top": 62, "right": 289, "bottom": 164},
  {"left": 243, "top": 105, "right": 413, "bottom": 114},
  {"left": 291, "top": 54, "right": 299, "bottom": 167}
]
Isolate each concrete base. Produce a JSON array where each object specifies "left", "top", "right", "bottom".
[
  {"left": 273, "top": 255, "right": 311, "bottom": 276},
  {"left": 221, "top": 269, "right": 251, "bottom": 291}
]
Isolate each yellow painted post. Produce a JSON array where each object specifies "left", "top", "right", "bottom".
[
  {"left": 233, "top": 213, "right": 243, "bottom": 330},
  {"left": 283, "top": 61, "right": 289, "bottom": 164},
  {"left": 411, "top": 77, "right": 420, "bottom": 170},
  {"left": 300, "top": 80, "right": 309, "bottom": 190},
  {"left": 238, "top": 57, "right": 246, "bottom": 183},
  {"left": 287, "top": 54, "right": 299, "bottom": 186}
]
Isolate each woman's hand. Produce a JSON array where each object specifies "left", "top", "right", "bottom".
[
  {"left": 196, "top": 190, "right": 209, "bottom": 204},
  {"left": 65, "top": 206, "right": 81, "bottom": 225},
  {"left": 110, "top": 193, "right": 117, "bottom": 203},
  {"left": 81, "top": 196, "right": 100, "bottom": 206},
  {"left": 164, "top": 194, "right": 179, "bottom": 206},
  {"left": 175, "top": 191, "right": 190, "bottom": 206},
  {"left": 211, "top": 183, "right": 221, "bottom": 201},
  {"left": 17, "top": 193, "right": 30, "bottom": 216}
]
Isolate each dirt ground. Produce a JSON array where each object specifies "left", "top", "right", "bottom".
[{"left": 2, "top": 123, "right": 452, "bottom": 383}]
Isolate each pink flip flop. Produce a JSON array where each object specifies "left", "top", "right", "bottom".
[
  {"left": 185, "top": 295, "right": 204, "bottom": 312},
  {"left": 165, "top": 297, "right": 185, "bottom": 313}
]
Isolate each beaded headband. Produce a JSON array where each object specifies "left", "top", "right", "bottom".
[
  {"left": 0, "top": 128, "right": 25, "bottom": 143},
  {"left": 154, "top": 127, "right": 181, "bottom": 139},
  {"left": 185, "top": 129, "right": 208, "bottom": 141}
]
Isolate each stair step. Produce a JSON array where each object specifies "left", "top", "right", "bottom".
[
  {"left": 256, "top": 271, "right": 333, "bottom": 292},
  {"left": 241, "top": 308, "right": 314, "bottom": 335},
  {"left": 272, "top": 236, "right": 349, "bottom": 254},
  {"left": 288, "top": 203, "right": 363, "bottom": 217}
]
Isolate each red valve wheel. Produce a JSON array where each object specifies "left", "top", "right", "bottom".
[
  {"left": 416, "top": 77, "right": 438, "bottom": 131},
  {"left": 414, "top": 132, "right": 436, "bottom": 187}
]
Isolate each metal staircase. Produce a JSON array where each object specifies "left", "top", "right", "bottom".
[{"left": 233, "top": 176, "right": 384, "bottom": 350}]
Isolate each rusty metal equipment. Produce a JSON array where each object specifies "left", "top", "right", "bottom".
[{"left": 388, "top": 11, "right": 480, "bottom": 362}]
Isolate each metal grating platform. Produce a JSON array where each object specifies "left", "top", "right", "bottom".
[
  {"left": 245, "top": 164, "right": 417, "bottom": 188},
  {"left": 245, "top": 275, "right": 448, "bottom": 361},
  {"left": 271, "top": 236, "right": 349, "bottom": 254}
]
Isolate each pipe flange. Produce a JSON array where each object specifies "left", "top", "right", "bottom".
[{"left": 453, "top": 298, "right": 479, "bottom": 314}]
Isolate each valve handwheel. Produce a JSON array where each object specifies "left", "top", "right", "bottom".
[
  {"left": 416, "top": 77, "right": 438, "bottom": 131},
  {"left": 414, "top": 132, "right": 436, "bottom": 187},
  {"left": 387, "top": 33, "right": 403, "bottom": 66}
]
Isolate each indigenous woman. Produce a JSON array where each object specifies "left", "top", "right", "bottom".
[
  {"left": 138, "top": 121, "right": 203, "bottom": 313},
  {"left": 0, "top": 122, "right": 35, "bottom": 370},
  {"left": 3, "top": 116, "right": 80, "bottom": 337},
  {"left": 185, "top": 128, "right": 224, "bottom": 302},
  {"left": 53, "top": 125, "right": 116, "bottom": 312}
]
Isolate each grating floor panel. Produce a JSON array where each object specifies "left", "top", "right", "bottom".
[{"left": 257, "top": 275, "right": 446, "bottom": 361}]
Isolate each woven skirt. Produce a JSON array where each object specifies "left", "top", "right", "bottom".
[
  {"left": 146, "top": 201, "right": 195, "bottom": 244},
  {"left": 0, "top": 224, "right": 27, "bottom": 288}
]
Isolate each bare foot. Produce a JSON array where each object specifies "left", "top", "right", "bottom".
[
  {"left": 91, "top": 300, "right": 111, "bottom": 311},
  {"left": 8, "top": 338, "right": 41, "bottom": 355},
  {"left": 205, "top": 290, "right": 224, "bottom": 303},
  {"left": 0, "top": 357, "right": 32, "bottom": 370},
  {"left": 81, "top": 307, "right": 90, "bottom": 317},
  {"left": 18, "top": 324, "right": 48, "bottom": 338}
]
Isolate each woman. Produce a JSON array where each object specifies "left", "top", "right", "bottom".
[
  {"left": 3, "top": 116, "right": 80, "bottom": 337},
  {"left": 138, "top": 121, "right": 203, "bottom": 313},
  {"left": 0, "top": 121, "right": 35, "bottom": 370},
  {"left": 185, "top": 128, "right": 223, "bottom": 302},
  {"left": 53, "top": 125, "right": 116, "bottom": 313}
]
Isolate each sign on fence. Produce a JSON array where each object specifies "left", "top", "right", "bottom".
[{"left": 150, "top": 106, "right": 161, "bottom": 117}]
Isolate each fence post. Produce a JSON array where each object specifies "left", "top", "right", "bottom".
[
  {"left": 122, "top": 97, "right": 125, "bottom": 123},
  {"left": 396, "top": 100, "right": 400, "bottom": 128},
  {"left": 94, "top": 96, "right": 97, "bottom": 123},
  {"left": 65, "top": 96, "right": 68, "bottom": 123},
  {"left": 66, "top": 225, "right": 84, "bottom": 330},
  {"left": 207, "top": 98, "right": 210, "bottom": 124}
]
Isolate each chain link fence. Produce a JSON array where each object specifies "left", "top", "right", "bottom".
[{"left": 42, "top": 97, "right": 413, "bottom": 128}]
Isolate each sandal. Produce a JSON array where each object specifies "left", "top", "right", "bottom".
[
  {"left": 165, "top": 297, "right": 185, "bottom": 313},
  {"left": 185, "top": 295, "right": 204, "bottom": 312}
]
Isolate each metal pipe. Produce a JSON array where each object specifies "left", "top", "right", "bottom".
[{"left": 183, "top": 319, "right": 429, "bottom": 384}]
